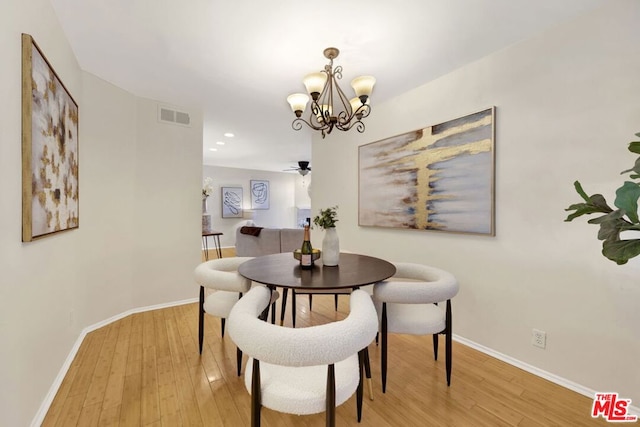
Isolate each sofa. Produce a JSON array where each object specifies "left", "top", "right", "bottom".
[{"left": 235, "top": 226, "right": 304, "bottom": 257}]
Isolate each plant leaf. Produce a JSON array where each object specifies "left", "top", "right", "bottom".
[
  {"left": 614, "top": 181, "right": 640, "bottom": 223},
  {"left": 573, "top": 181, "right": 589, "bottom": 202},
  {"left": 588, "top": 211, "right": 626, "bottom": 241},
  {"left": 628, "top": 141, "right": 640, "bottom": 154},
  {"left": 564, "top": 187, "right": 614, "bottom": 222},
  {"left": 602, "top": 239, "right": 640, "bottom": 265},
  {"left": 620, "top": 157, "right": 640, "bottom": 175}
]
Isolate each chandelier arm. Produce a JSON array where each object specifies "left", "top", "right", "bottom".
[
  {"left": 355, "top": 104, "right": 371, "bottom": 120},
  {"left": 292, "top": 117, "right": 332, "bottom": 133},
  {"left": 336, "top": 119, "right": 366, "bottom": 134},
  {"left": 334, "top": 81, "right": 354, "bottom": 124},
  {"left": 353, "top": 121, "right": 366, "bottom": 133},
  {"left": 333, "top": 65, "right": 343, "bottom": 81},
  {"left": 309, "top": 98, "right": 332, "bottom": 131}
]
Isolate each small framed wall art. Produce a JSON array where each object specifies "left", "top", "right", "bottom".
[
  {"left": 221, "top": 186, "right": 243, "bottom": 218},
  {"left": 250, "top": 180, "right": 270, "bottom": 210},
  {"left": 22, "top": 33, "right": 79, "bottom": 242}
]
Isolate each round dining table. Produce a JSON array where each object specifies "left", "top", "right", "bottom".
[
  {"left": 238, "top": 251, "right": 395, "bottom": 402},
  {"left": 238, "top": 252, "right": 396, "bottom": 291}
]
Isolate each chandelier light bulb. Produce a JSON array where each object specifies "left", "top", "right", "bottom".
[
  {"left": 351, "top": 76, "right": 376, "bottom": 102},
  {"left": 303, "top": 72, "right": 327, "bottom": 100},
  {"left": 287, "top": 93, "right": 310, "bottom": 117}
]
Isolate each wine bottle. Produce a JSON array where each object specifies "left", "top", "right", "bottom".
[{"left": 300, "top": 224, "right": 313, "bottom": 270}]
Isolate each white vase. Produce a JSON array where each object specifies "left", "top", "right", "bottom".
[
  {"left": 322, "top": 227, "right": 340, "bottom": 266},
  {"left": 202, "top": 214, "right": 212, "bottom": 232},
  {"left": 202, "top": 197, "right": 212, "bottom": 232}
]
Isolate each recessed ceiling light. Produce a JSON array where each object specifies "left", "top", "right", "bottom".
[
  {"left": 216, "top": 141, "right": 225, "bottom": 145},
  {"left": 224, "top": 132, "right": 234, "bottom": 138},
  {"left": 209, "top": 148, "right": 218, "bottom": 152}
]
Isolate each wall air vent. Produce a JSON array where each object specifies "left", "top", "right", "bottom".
[{"left": 158, "top": 105, "right": 191, "bottom": 127}]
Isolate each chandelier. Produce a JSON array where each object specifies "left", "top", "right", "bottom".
[{"left": 286, "top": 47, "right": 375, "bottom": 138}]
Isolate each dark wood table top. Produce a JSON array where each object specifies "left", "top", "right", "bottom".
[{"left": 238, "top": 252, "right": 396, "bottom": 290}]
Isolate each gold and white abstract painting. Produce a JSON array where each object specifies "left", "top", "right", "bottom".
[
  {"left": 359, "top": 108, "right": 495, "bottom": 235},
  {"left": 22, "top": 34, "right": 79, "bottom": 241}
]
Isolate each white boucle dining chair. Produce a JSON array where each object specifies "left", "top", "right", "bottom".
[
  {"left": 373, "top": 262, "right": 459, "bottom": 392},
  {"left": 228, "top": 286, "right": 378, "bottom": 427},
  {"left": 195, "top": 257, "right": 278, "bottom": 376}
]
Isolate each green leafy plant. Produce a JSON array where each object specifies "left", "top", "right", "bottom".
[
  {"left": 565, "top": 132, "right": 640, "bottom": 264},
  {"left": 313, "top": 205, "right": 338, "bottom": 230}
]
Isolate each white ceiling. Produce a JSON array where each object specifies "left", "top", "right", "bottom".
[{"left": 50, "top": 0, "right": 606, "bottom": 173}]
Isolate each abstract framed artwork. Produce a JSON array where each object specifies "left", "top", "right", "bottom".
[
  {"left": 250, "top": 180, "right": 270, "bottom": 210},
  {"left": 358, "top": 107, "right": 495, "bottom": 235},
  {"left": 22, "top": 34, "right": 79, "bottom": 242},
  {"left": 221, "top": 186, "right": 243, "bottom": 218}
]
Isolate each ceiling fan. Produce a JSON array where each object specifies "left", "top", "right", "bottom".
[{"left": 284, "top": 161, "right": 312, "bottom": 176}]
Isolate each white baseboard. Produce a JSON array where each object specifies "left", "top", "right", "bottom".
[
  {"left": 453, "top": 335, "right": 640, "bottom": 417},
  {"left": 30, "top": 297, "right": 198, "bottom": 427}
]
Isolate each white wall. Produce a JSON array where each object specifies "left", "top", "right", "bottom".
[
  {"left": 131, "top": 97, "right": 202, "bottom": 307},
  {"left": 0, "top": 1, "right": 203, "bottom": 424},
  {"left": 202, "top": 165, "right": 305, "bottom": 247},
  {"left": 312, "top": 0, "right": 640, "bottom": 405},
  {"left": 0, "top": 1, "right": 85, "bottom": 424}
]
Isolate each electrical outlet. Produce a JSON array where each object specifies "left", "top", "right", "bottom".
[{"left": 532, "top": 329, "right": 546, "bottom": 349}]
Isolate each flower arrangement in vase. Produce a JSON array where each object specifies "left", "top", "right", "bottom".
[
  {"left": 202, "top": 177, "right": 214, "bottom": 232},
  {"left": 203, "top": 177, "right": 214, "bottom": 199},
  {"left": 313, "top": 206, "right": 339, "bottom": 266}
]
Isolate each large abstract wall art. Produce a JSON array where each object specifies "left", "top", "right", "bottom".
[
  {"left": 358, "top": 107, "right": 495, "bottom": 235},
  {"left": 22, "top": 34, "right": 79, "bottom": 242}
]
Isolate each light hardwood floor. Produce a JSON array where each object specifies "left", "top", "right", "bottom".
[{"left": 42, "top": 250, "right": 608, "bottom": 426}]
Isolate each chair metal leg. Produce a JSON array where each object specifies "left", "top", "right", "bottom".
[
  {"left": 292, "top": 289, "right": 297, "bottom": 328},
  {"left": 326, "top": 364, "right": 336, "bottom": 427},
  {"left": 446, "top": 299, "right": 453, "bottom": 386},
  {"left": 221, "top": 318, "right": 225, "bottom": 338},
  {"left": 237, "top": 347, "right": 242, "bottom": 376},
  {"left": 334, "top": 294, "right": 339, "bottom": 311},
  {"left": 433, "top": 333, "right": 439, "bottom": 360},
  {"left": 433, "top": 302, "right": 439, "bottom": 360},
  {"left": 357, "top": 350, "right": 364, "bottom": 422},
  {"left": 198, "top": 286, "right": 205, "bottom": 354},
  {"left": 381, "top": 302, "right": 388, "bottom": 393},
  {"left": 363, "top": 347, "right": 374, "bottom": 401},
  {"left": 309, "top": 294, "right": 313, "bottom": 311},
  {"left": 270, "top": 301, "right": 276, "bottom": 324},
  {"left": 251, "top": 358, "right": 261, "bottom": 427},
  {"left": 280, "top": 288, "right": 288, "bottom": 326},
  {"left": 258, "top": 306, "right": 269, "bottom": 322}
]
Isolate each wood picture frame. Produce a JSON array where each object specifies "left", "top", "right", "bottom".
[
  {"left": 358, "top": 107, "right": 496, "bottom": 235},
  {"left": 221, "top": 186, "right": 243, "bottom": 218},
  {"left": 22, "top": 33, "right": 79, "bottom": 242},
  {"left": 250, "top": 180, "right": 269, "bottom": 210}
]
